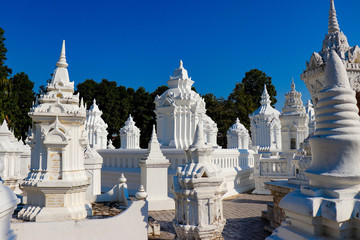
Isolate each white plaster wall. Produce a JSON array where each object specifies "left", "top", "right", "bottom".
[{"left": 12, "top": 200, "right": 148, "bottom": 240}]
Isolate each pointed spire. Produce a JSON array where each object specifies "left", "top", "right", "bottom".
[
  {"left": 179, "top": 60, "right": 183, "bottom": 69},
  {"left": 291, "top": 78, "right": 295, "bottom": 91},
  {"left": 150, "top": 125, "right": 157, "bottom": 141},
  {"left": 236, "top": 117, "right": 240, "bottom": 124},
  {"left": 191, "top": 122, "right": 206, "bottom": 148},
  {"left": 261, "top": 85, "right": 271, "bottom": 105},
  {"left": 56, "top": 40, "right": 68, "bottom": 68},
  {"left": 80, "top": 98, "right": 84, "bottom": 108},
  {"left": 0, "top": 119, "right": 8, "bottom": 132},
  {"left": 148, "top": 125, "right": 160, "bottom": 150},
  {"left": 328, "top": 0, "right": 340, "bottom": 33},
  {"left": 324, "top": 50, "right": 350, "bottom": 89}
]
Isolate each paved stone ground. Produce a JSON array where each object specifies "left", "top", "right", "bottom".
[{"left": 149, "top": 193, "right": 272, "bottom": 240}]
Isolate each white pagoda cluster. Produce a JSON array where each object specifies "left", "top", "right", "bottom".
[
  {"left": 249, "top": 85, "right": 281, "bottom": 153},
  {"left": 279, "top": 79, "right": 309, "bottom": 153},
  {"left": 120, "top": 115, "right": 140, "bottom": 149},
  {"left": 0, "top": 120, "right": 30, "bottom": 193},
  {"left": 18, "top": 41, "right": 92, "bottom": 222},
  {"left": 85, "top": 99, "right": 108, "bottom": 150},
  {"left": 173, "top": 123, "right": 227, "bottom": 239},
  {"left": 302, "top": 0, "right": 360, "bottom": 100},
  {"left": 226, "top": 118, "right": 249, "bottom": 149},
  {"left": 155, "top": 61, "right": 218, "bottom": 149}
]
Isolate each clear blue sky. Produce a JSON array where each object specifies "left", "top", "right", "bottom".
[{"left": 1, "top": 0, "right": 360, "bottom": 109}]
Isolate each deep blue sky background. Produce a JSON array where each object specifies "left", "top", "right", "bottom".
[{"left": 1, "top": 0, "right": 360, "bottom": 110}]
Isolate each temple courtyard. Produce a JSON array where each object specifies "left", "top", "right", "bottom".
[{"left": 149, "top": 193, "right": 272, "bottom": 240}]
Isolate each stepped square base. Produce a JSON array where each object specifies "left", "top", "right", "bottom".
[
  {"left": 19, "top": 180, "right": 92, "bottom": 222},
  {"left": 267, "top": 185, "right": 360, "bottom": 240}
]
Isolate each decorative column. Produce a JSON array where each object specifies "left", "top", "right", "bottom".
[
  {"left": 268, "top": 51, "right": 360, "bottom": 239},
  {"left": 226, "top": 118, "right": 249, "bottom": 149},
  {"left": 85, "top": 99, "right": 108, "bottom": 150},
  {"left": 120, "top": 114, "right": 140, "bottom": 149},
  {"left": 139, "top": 125, "right": 174, "bottom": 210},
  {"left": 18, "top": 41, "right": 92, "bottom": 222},
  {"left": 173, "top": 123, "right": 227, "bottom": 239}
]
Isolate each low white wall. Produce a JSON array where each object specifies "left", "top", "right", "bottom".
[
  {"left": 12, "top": 200, "right": 148, "bottom": 240},
  {"left": 99, "top": 148, "right": 255, "bottom": 198}
]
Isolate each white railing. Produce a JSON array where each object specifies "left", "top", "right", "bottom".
[
  {"left": 254, "top": 153, "right": 294, "bottom": 177},
  {"left": 98, "top": 148, "right": 255, "bottom": 171}
]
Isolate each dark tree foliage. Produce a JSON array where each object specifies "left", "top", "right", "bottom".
[
  {"left": 0, "top": 28, "right": 12, "bottom": 79},
  {"left": 76, "top": 82, "right": 169, "bottom": 148},
  {"left": 204, "top": 69, "right": 277, "bottom": 147},
  {"left": 227, "top": 69, "right": 277, "bottom": 130},
  {"left": 0, "top": 29, "right": 35, "bottom": 140}
]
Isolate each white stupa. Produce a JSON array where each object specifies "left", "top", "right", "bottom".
[
  {"left": 155, "top": 61, "right": 218, "bottom": 149},
  {"left": 249, "top": 85, "right": 281, "bottom": 152},
  {"left": 18, "top": 41, "right": 92, "bottom": 222},
  {"left": 226, "top": 118, "right": 249, "bottom": 149},
  {"left": 301, "top": 0, "right": 360, "bottom": 101},
  {"left": 120, "top": 114, "right": 140, "bottom": 149},
  {"left": 85, "top": 99, "right": 108, "bottom": 150},
  {"left": 268, "top": 50, "right": 360, "bottom": 240},
  {"left": 280, "top": 79, "right": 309, "bottom": 153},
  {"left": 0, "top": 120, "right": 30, "bottom": 193}
]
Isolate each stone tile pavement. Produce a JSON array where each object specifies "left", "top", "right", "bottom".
[{"left": 149, "top": 193, "right": 272, "bottom": 240}]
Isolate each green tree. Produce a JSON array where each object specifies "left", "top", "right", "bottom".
[
  {"left": 8, "top": 73, "right": 34, "bottom": 139},
  {"left": 228, "top": 69, "right": 277, "bottom": 130},
  {"left": 0, "top": 29, "right": 35, "bottom": 140},
  {"left": 0, "top": 28, "right": 12, "bottom": 79}
]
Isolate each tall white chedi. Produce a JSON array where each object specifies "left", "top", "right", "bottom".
[
  {"left": 249, "top": 85, "right": 281, "bottom": 152},
  {"left": 0, "top": 120, "right": 31, "bottom": 193},
  {"left": 85, "top": 99, "right": 108, "bottom": 150},
  {"left": 280, "top": 79, "right": 309, "bottom": 153},
  {"left": 0, "top": 160, "right": 19, "bottom": 240},
  {"left": 18, "top": 41, "right": 92, "bottom": 222},
  {"left": 139, "top": 125, "right": 174, "bottom": 210},
  {"left": 226, "top": 118, "right": 249, "bottom": 149},
  {"left": 155, "top": 61, "right": 218, "bottom": 149},
  {"left": 268, "top": 51, "right": 360, "bottom": 240},
  {"left": 301, "top": 0, "right": 360, "bottom": 101},
  {"left": 173, "top": 123, "right": 227, "bottom": 239},
  {"left": 120, "top": 114, "right": 140, "bottom": 149}
]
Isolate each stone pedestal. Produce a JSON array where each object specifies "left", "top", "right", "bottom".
[
  {"left": 139, "top": 126, "right": 174, "bottom": 211},
  {"left": 172, "top": 123, "right": 226, "bottom": 239}
]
